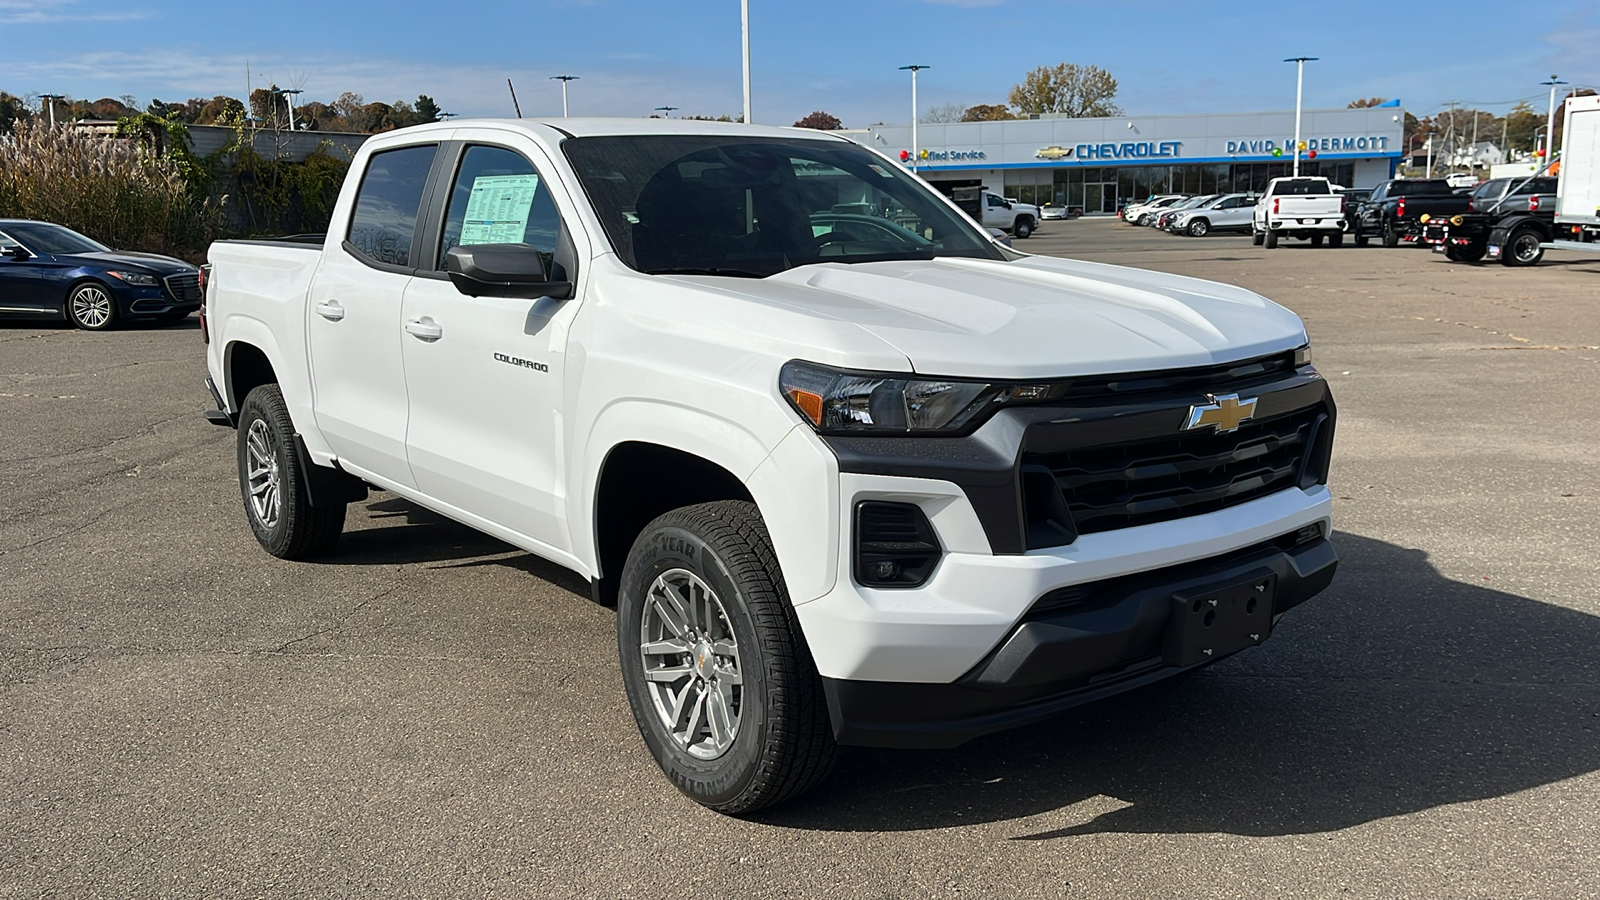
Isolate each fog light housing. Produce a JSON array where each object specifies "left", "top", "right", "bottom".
[{"left": 854, "top": 501, "right": 941, "bottom": 588}]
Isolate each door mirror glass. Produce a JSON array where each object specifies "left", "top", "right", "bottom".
[
  {"left": 444, "top": 244, "right": 572, "bottom": 299},
  {"left": 2, "top": 245, "right": 30, "bottom": 260}
]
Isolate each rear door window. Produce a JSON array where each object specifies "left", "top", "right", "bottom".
[{"left": 347, "top": 144, "right": 438, "bottom": 268}]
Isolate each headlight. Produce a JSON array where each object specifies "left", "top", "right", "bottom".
[
  {"left": 107, "top": 271, "right": 158, "bottom": 286},
  {"left": 780, "top": 360, "right": 1053, "bottom": 434}
]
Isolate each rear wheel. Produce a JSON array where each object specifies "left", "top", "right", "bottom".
[
  {"left": 1327, "top": 230, "right": 1343, "bottom": 248},
  {"left": 1264, "top": 229, "right": 1279, "bottom": 249},
  {"left": 1501, "top": 227, "right": 1544, "bottom": 267},
  {"left": 236, "top": 384, "right": 347, "bottom": 559},
  {"left": 1252, "top": 229, "right": 1264, "bottom": 246},
  {"left": 617, "top": 501, "right": 837, "bottom": 814},
  {"left": 1381, "top": 220, "right": 1400, "bottom": 248},
  {"left": 1310, "top": 234, "right": 1325, "bottom": 247},
  {"left": 66, "top": 282, "right": 119, "bottom": 331}
]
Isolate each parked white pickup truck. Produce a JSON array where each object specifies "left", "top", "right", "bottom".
[
  {"left": 1252, "top": 176, "right": 1346, "bottom": 248},
  {"left": 202, "top": 119, "right": 1338, "bottom": 814}
]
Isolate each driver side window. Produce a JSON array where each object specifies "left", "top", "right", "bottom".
[{"left": 437, "top": 144, "right": 566, "bottom": 279}]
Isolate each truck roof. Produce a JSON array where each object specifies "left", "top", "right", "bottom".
[{"left": 376, "top": 117, "right": 854, "bottom": 142}]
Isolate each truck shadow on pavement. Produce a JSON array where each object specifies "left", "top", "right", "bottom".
[{"left": 761, "top": 532, "right": 1600, "bottom": 837}]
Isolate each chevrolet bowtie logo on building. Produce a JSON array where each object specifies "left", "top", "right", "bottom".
[
  {"left": 1035, "top": 145, "right": 1075, "bottom": 160},
  {"left": 1184, "top": 393, "right": 1259, "bottom": 434}
]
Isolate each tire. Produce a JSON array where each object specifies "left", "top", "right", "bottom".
[
  {"left": 1327, "top": 230, "right": 1343, "bottom": 248},
  {"left": 1013, "top": 217, "right": 1033, "bottom": 239},
  {"left": 1264, "top": 229, "right": 1279, "bottom": 249},
  {"left": 1138, "top": 214, "right": 1153, "bottom": 227},
  {"left": 1252, "top": 229, "right": 1264, "bottom": 246},
  {"left": 1187, "top": 218, "right": 1210, "bottom": 237},
  {"left": 617, "top": 500, "right": 837, "bottom": 814},
  {"left": 66, "top": 281, "right": 119, "bottom": 331},
  {"left": 1501, "top": 228, "right": 1544, "bottom": 267},
  {"left": 1310, "top": 234, "right": 1324, "bottom": 247},
  {"left": 236, "top": 384, "right": 346, "bottom": 560},
  {"left": 1381, "top": 220, "right": 1400, "bottom": 248},
  {"left": 1354, "top": 226, "right": 1370, "bottom": 248}
]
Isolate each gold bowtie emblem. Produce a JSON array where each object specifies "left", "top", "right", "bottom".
[{"left": 1184, "top": 393, "right": 1258, "bottom": 434}]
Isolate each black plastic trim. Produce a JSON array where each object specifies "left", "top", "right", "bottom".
[
  {"left": 824, "top": 368, "right": 1335, "bottom": 554},
  {"left": 822, "top": 536, "right": 1338, "bottom": 749},
  {"left": 291, "top": 435, "right": 369, "bottom": 508}
]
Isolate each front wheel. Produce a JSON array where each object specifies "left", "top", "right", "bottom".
[
  {"left": 1381, "top": 221, "right": 1400, "bottom": 248},
  {"left": 66, "top": 282, "right": 119, "bottom": 331},
  {"left": 236, "top": 384, "right": 347, "bottom": 559},
  {"left": 618, "top": 501, "right": 838, "bottom": 814},
  {"left": 1501, "top": 228, "right": 1544, "bottom": 267},
  {"left": 1013, "top": 217, "right": 1033, "bottom": 239},
  {"left": 1354, "top": 226, "right": 1370, "bottom": 248},
  {"left": 1187, "top": 218, "right": 1209, "bottom": 237}
]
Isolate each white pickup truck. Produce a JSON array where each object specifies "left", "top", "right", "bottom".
[
  {"left": 1252, "top": 176, "right": 1346, "bottom": 248},
  {"left": 202, "top": 118, "right": 1338, "bottom": 814}
]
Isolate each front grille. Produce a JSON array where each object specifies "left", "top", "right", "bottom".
[
  {"left": 164, "top": 273, "right": 202, "bottom": 303},
  {"left": 1026, "top": 406, "right": 1322, "bottom": 536}
]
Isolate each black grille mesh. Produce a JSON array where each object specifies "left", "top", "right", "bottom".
[
  {"left": 164, "top": 274, "right": 202, "bottom": 303},
  {"left": 1026, "top": 408, "right": 1320, "bottom": 536}
]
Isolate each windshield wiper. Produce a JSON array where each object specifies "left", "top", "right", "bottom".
[{"left": 645, "top": 266, "right": 768, "bottom": 278}]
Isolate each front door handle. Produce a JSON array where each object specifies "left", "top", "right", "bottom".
[
  {"left": 404, "top": 317, "right": 443, "bottom": 342},
  {"left": 314, "top": 300, "right": 345, "bottom": 321}
]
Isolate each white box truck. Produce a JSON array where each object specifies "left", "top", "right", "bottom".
[{"left": 1547, "top": 94, "right": 1600, "bottom": 256}]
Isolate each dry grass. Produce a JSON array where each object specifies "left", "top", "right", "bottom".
[{"left": 0, "top": 121, "right": 220, "bottom": 261}]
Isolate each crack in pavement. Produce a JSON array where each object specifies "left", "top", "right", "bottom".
[{"left": 267, "top": 581, "right": 409, "bottom": 654}]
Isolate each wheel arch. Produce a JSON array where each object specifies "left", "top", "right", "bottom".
[
  {"left": 223, "top": 339, "right": 279, "bottom": 412},
  {"left": 590, "top": 441, "right": 756, "bottom": 606}
]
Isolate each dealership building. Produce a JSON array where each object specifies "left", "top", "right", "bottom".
[{"left": 855, "top": 106, "right": 1405, "bottom": 214}]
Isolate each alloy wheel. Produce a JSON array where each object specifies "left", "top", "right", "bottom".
[
  {"left": 71, "top": 286, "right": 113, "bottom": 329},
  {"left": 639, "top": 567, "right": 743, "bottom": 760},
  {"left": 244, "top": 418, "right": 282, "bottom": 529}
]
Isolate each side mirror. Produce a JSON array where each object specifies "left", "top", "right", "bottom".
[
  {"left": 444, "top": 244, "right": 572, "bottom": 300},
  {"left": 2, "top": 245, "right": 30, "bottom": 260}
]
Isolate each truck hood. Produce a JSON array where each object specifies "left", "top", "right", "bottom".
[{"left": 687, "top": 255, "right": 1308, "bottom": 379}]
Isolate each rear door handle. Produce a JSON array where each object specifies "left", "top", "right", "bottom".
[
  {"left": 404, "top": 317, "right": 443, "bottom": 342},
  {"left": 314, "top": 300, "right": 345, "bottom": 321}
]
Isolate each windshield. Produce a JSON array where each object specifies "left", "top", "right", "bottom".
[
  {"left": 3, "top": 222, "right": 110, "bottom": 255},
  {"left": 562, "top": 135, "right": 1004, "bottom": 277}
]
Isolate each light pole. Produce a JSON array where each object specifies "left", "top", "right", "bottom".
[
  {"left": 740, "top": 0, "right": 752, "bottom": 124},
  {"left": 273, "top": 88, "right": 303, "bottom": 131},
  {"left": 654, "top": 106, "right": 678, "bottom": 119},
  {"left": 1283, "top": 57, "right": 1318, "bottom": 177},
  {"left": 551, "top": 75, "right": 578, "bottom": 117},
  {"left": 899, "top": 64, "right": 930, "bottom": 172},
  {"left": 38, "top": 93, "right": 65, "bottom": 128},
  {"left": 1540, "top": 75, "right": 1567, "bottom": 169}
]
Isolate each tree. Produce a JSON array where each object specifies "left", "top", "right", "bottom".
[
  {"left": 961, "top": 103, "right": 1017, "bottom": 122},
  {"left": 922, "top": 102, "right": 965, "bottom": 123},
  {"left": 1347, "top": 97, "right": 1389, "bottom": 108},
  {"left": 0, "top": 92, "right": 35, "bottom": 134},
  {"left": 414, "top": 94, "right": 441, "bottom": 125},
  {"left": 1008, "top": 63, "right": 1121, "bottom": 117},
  {"left": 793, "top": 110, "right": 843, "bottom": 130}
]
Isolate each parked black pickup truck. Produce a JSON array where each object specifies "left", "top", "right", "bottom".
[
  {"left": 1353, "top": 179, "right": 1471, "bottom": 248},
  {"left": 1421, "top": 176, "right": 1559, "bottom": 266}
]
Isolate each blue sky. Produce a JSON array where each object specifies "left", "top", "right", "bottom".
[{"left": 2, "top": 0, "right": 1596, "bottom": 127}]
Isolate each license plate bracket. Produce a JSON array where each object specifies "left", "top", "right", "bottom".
[{"left": 1163, "top": 570, "right": 1276, "bottom": 668}]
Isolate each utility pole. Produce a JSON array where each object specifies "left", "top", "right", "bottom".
[
  {"left": 274, "top": 88, "right": 303, "bottom": 131},
  {"left": 1446, "top": 100, "right": 1457, "bottom": 172},
  {"left": 740, "top": 0, "right": 752, "bottom": 124},
  {"left": 550, "top": 75, "right": 578, "bottom": 117},
  {"left": 1541, "top": 75, "right": 1568, "bottom": 167},
  {"left": 1283, "top": 57, "right": 1318, "bottom": 177},
  {"left": 38, "top": 93, "right": 65, "bottom": 128},
  {"left": 899, "top": 65, "right": 930, "bottom": 172}
]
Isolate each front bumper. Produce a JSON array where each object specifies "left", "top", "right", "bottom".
[{"left": 824, "top": 534, "right": 1336, "bottom": 748}]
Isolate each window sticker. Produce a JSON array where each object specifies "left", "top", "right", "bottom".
[
  {"left": 460, "top": 173, "right": 542, "bottom": 244},
  {"left": 867, "top": 163, "right": 893, "bottom": 179}
]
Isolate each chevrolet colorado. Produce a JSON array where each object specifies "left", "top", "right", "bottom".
[{"left": 202, "top": 119, "right": 1337, "bottom": 813}]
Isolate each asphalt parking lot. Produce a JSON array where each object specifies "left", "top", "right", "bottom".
[{"left": 3, "top": 221, "right": 1598, "bottom": 899}]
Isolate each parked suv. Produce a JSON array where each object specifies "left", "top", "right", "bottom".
[{"left": 1169, "top": 193, "right": 1259, "bottom": 236}]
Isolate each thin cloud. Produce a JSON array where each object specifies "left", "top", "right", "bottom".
[{"left": 0, "top": 0, "right": 151, "bottom": 23}]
